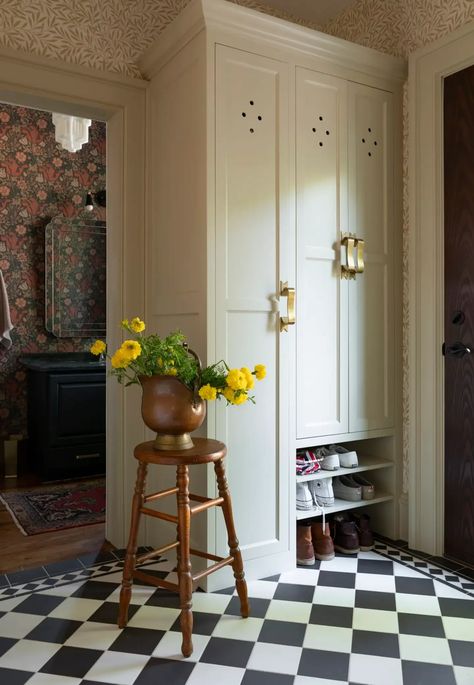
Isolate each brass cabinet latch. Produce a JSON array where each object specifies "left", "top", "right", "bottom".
[
  {"left": 280, "top": 281, "right": 295, "bottom": 332},
  {"left": 341, "top": 233, "right": 365, "bottom": 279}
]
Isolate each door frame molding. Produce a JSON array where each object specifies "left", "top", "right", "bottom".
[
  {"left": 408, "top": 20, "right": 474, "bottom": 554},
  {"left": 0, "top": 46, "right": 147, "bottom": 547}
]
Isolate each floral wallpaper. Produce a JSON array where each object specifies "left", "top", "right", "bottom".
[
  {"left": 0, "top": 0, "right": 319, "bottom": 79},
  {"left": 0, "top": 102, "right": 106, "bottom": 441},
  {"left": 326, "top": 0, "right": 474, "bottom": 494}
]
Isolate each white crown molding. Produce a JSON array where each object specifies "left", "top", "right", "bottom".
[{"left": 138, "top": 0, "right": 407, "bottom": 82}]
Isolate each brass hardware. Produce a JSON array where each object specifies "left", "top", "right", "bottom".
[
  {"left": 280, "top": 281, "right": 296, "bottom": 332},
  {"left": 341, "top": 233, "right": 365, "bottom": 279}
]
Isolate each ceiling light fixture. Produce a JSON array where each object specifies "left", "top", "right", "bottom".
[{"left": 52, "top": 113, "right": 92, "bottom": 153}]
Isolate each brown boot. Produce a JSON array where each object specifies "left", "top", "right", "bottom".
[
  {"left": 332, "top": 513, "right": 360, "bottom": 554},
  {"left": 311, "top": 522, "right": 335, "bottom": 560},
  {"left": 352, "top": 513, "right": 374, "bottom": 551},
  {"left": 296, "top": 524, "right": 315, "bottom": 565}
]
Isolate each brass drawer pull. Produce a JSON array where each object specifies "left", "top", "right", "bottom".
[{"left": 280, "top": 281, "right": 296, "bottom": 332}]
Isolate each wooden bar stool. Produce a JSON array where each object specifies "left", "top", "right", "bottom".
[{"left": 117, "top": 438, "right": 250, "bottom": 657}]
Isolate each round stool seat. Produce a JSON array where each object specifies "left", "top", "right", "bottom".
[{"left": 134, "top": 438, "right": 226, "bottom": 466}]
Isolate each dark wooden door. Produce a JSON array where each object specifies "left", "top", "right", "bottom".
[{"left": 444, "top": 64, "right": 474, "bottom": 566}]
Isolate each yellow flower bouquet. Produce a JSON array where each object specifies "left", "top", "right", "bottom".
[{"left": 90, "top": 318, "right": 266, "bottom": 406}]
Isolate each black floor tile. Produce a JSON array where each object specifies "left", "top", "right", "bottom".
[
  {"left": 87, "top": 601, "right": 139, "bottom": 624},
  {"left": 145, "top": 589, "right": 181, "bottom": 608},
  {"left": 458, "top": 566, "right": 474, "bottom": 581},
  {"left": 355, "top": 589, "right": 396, "bottom": 611},
  {"left": 0, "top": 668, "right": 32, "bottom": 684},
  {"left": 214, "top": 586, "right": 235, "bottom": 595},
  {"left": 225, "top": 596, "right": 269, "bottom": 618},
  {"left": 109, "top": 626, "right": 165, "bottom": 655},
  {"left": 262, "top": 574, "right": 281, "bottom": 582},
  {"left": 71, "top": 580, "right": 117, "bottom": 601},
  {"left": 40, "top": 645, "right": 103, "bottom": 678},
  {"left": 398, "top": 613, "right": 445, "bottom": 638},
  {"left": 0, "top": 575, "right": 9, "bottom": 589},
  {"left": 406, "top": 548, "right": 433, "bottom": 560},
  {"left": 44, "top": 558, "right": 84, "bottom": 576},
  {"left": 438, "top": 597, "right": 474, "bottom": 619},
  {"left": 401, "top": 660, "right": 456, "bottom": 685},
  {"left": 25, "top": 617, "right": 82, "bottom": 643},
  {"left": 298, "top": 647, "right": 350, "bottom": 680},
  {"left": 273, "top": 582, "right": 315, "bottom": 603},
  {"left": 309, "top": 604, "right": 353, "bottom": 628},
  {"left": 317, "top": 570, "right": 356, "bottom": 589},
  {"left": 133, "top": 657, "right": 195, "bottom": 685},
  {"left": 78, "top": 550, "right": 118, "bottom": 567},
  {"left": 429, "top": 556, "right": 464, "bottom": 572},
  {"left": 357, "top": 558, "right": 394, "bottom": 575},
  {"left": 449, "top": 639, "right": 474, "bottom": 667},
  {"left": 395, "top": 576, "right": 435, "bottom": 596},
  {"left": 7, "top": 567, "right": 47, "bottom": 586},
  {"left": 200, "top": 636, "right": 254, "bottom": 668},
  {"left": 352, "top": 629, "right": 400, "bottom": 658},
  {"left": 242, "top": 671, "right": 294, "bottom": 685},
  {"left": 258, "top": 619, "right": 306, "bottom": 647},
  {"left": 0, "top": 637, "right": 16, "bottom": 657},
  {"left": 12, "top": 593, "right": 64, "bottom": 615},
  {"left": 170, "top": 611, "right": 221, "bottom": 636}
]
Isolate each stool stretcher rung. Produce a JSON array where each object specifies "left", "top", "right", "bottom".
[
  {"left": 189, "top": 547, "right": 227, "bottom": 563},
  {"left": 189, "top": 493, "right": 215, "bottom": 503},
  {"left": 192, "top": 556, "right": 234, "bottom": 583},
  {"left": 140, "top": 507, "right": 178, "bottom": 524},
  {"left": 144, "top": 487, "right": 178, "bottom": 503},
  {"left": 136, "top": 541, "right": 179, "bottom": 564},
  {"left": 190, "top": 497, "right": 224, "bottom": 515},
  {"left": 132, "top": 569, "right": 179, "bottom": 592}
]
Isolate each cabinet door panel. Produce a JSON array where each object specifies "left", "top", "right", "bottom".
[
  {"left": 348, "top": 84, "right": 394, "bottom": 431},
  {"left": 215, "top": 45, "right": 291, "bottom": 562},
  {"left": 296, "top": 68, "right": 348, "bottom": 439}
]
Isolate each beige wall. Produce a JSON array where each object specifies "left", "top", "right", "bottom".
[{"left": 0, "top": 0, "right": 318, "bottom": 78}]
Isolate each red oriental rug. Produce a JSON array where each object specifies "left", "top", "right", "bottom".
[{"left": 0, "top": 479, "right": 105, "bottom": 535}]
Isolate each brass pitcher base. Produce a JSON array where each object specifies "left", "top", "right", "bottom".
[{"left": 153, "top": 433, "right": 194, "bottom": 451}]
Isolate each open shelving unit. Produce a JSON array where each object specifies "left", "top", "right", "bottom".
[
  {"left": 296, "top": 454, "right": 393, "bottom": 483},
  {"left": 296, "top": 492, "right": 394, "bottom": 521}
]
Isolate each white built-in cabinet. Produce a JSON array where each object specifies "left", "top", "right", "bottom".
[{"left": 139, "top": 0, "right": 405, "bottom": 588}]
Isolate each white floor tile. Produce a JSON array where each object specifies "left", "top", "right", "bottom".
[
  {"left": 303, "top": 624, "right": 353, "bottom": 653},
  {"left": 279, "top": 568, "right": 320, "bottom": 586},
  {"left": 0, "top": 611, "right": 44, "bottom": 639},
  {"left": 0, "top": 638, "right": 61, "bottom": 671},
  {"left": 349, "top": 653, "right": 403, "bottom": 684},
  {"left": 247, "top": 642, "right": 302, "bottom": 674},
  {"left": 40, "top": 581, "right": 87, "bottom": 597},
  {"left": 395, "top": 593, "right": 441, "bottom": 615},
  {"left": 245, "top": 580, "right": 278, "bottom": 599},
  {"left": 48, "top": 597, "right": 103, "bottom": 621},
  {"left": 393, "top": 562, "right": 426, "bottom": 577},
  {"left": 434, "top": 580, "right": 472, "bottom": 599},
  {"left": 64, "top": 621, "right": 120, "bottom": 650},
  {"left": 356, "top": 573, "right": 396, "bottom": 593},
  {"left": 26, "top": 674, "right": 82, "bottom": 685},
  {"left": 312, "top": 586, "right": 356, "bottom": 608},
  {"left": 399, "top": 634, "right": 453, "bottom": 665},
  {"left": 294, "top": 677, "right": 348, "bottom": 685},
  {"left": 185, "top": 662, "right": 245, "bottom": 685},
  {"left": 152, "top": 631, "right": 210, "bottom": 661},
  {"left": 358, "top": 551, "right": 387, "bottom": 561},
  {"left": 319, "top": 557, "right": 358, "bottom": 573},
  {"left": 0, "top": 595, "right": 28, "bottom": 611},
  {"left": 454, "top": 665, "right": 474, "bottom": 685},
  {"left": 265, "top": 599, "right": 312, "bottom": 623},
  {"left": 352, "top": 608, "right": 399, "bottom": 633},
  {"left": 189, "top": 592, "right": 233, "bottom": 614},
  {"left": 212, "top": 615, "right": 264, "bottom": 641},
  {"left": 106, "top": 584, "right": 156, "bottom": 604},
  {"left": 127, "top": 605, "right": 180, "bottom": 631},
  {"left": 443, "top": 616, "right": 474, "bottom": 641},
  {"left": 84, "top": 650, "right": 150, "bottom": 684}
]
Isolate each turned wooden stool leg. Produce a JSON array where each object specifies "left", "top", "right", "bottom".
[
  {"left": 176, "top": 464, "right": 193, "bottom": 657},
  {"left": 118, "top": 461, "right": 147, "bottom": 628},
  {"left": 214, "top": 458, "right": 250, "bottom": 618}
]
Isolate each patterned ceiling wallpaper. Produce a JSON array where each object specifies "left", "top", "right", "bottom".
[{"left": 0, "top": 0, "right": 319, "bottom": 79}]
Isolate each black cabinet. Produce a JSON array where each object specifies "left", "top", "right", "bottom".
[{"left": 20, "top": 354, "right": 106, "bottom": 480}]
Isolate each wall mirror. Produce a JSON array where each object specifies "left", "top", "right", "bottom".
[{"left": 45, "top": 217, "right": 106, "bottom": 337}]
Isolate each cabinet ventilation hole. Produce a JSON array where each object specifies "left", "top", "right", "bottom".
[
  {"left": 326, "top": 130, "right": 330, "bottom": 136},
  {"left": 362, "top": 138, "right": 366, "bottom": 143},
  {"left": 250, "top": 100, "right": 254, "bottom": 105},
  {"left": 319, "top": 142, "right": 323, "bottom": 147},
  {"left": 374, "top": 141, "right": 378, "bottom": 146},
  {"left": 250, "top": 128, "right": 254, "bottom": 133},
  {"left": 242, "top": 112, "right": 246, "bottom": 117},
  {"left": 368, "top": 152, "right": 372, "bottom": 156},
  {"left": 319, "top": 116, "right": 323, "bottom": 121},
  {"left": 312, "top": 128, "right": 316, "bottom": 133},
  {"left": 368, "top": 127, "right": 372, "bottom": 132},
  {"left": 258, "top": 115, "right": 262, "bottom": 121}
]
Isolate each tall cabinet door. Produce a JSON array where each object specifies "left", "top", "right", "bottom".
[
  {"left": 296, "top": 67, "right": 348, "bottom": 439},
  {"left": 348, "top": 83, "right": 394, "bottom": 432},
  {"left": 214, "top": 46, "right": 293, "bottom": 570}
]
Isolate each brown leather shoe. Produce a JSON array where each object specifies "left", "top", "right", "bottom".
[
  {"left": 311, "top": 522, "right": 335, "bottom": 560},
  {"left": 296, "top": 524, "right": 315, "bottom": 565},
  {"left": 332, "top": 513, "right": 360, "bottom": 554},
  {"left": 352, "top": 512, "right": 374, "bottom": 551}
]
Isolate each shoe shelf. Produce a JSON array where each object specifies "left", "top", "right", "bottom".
[
  {"left": 296, "top": 492, "right": 394, "bottom": 521},
  {"left": 296, "top": 454, "right": 394, "bottom": 483}
]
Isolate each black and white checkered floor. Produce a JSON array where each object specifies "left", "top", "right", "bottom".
[{"left": 0, "top": 541, "right": 473, "bottom": 685}]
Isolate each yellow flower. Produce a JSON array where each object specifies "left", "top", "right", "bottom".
[
  {"left": 199, "top": 384, "right": 217, "bottom": 401},
  {"left": 111, "top": 349, "right": 130, "bottom": 369},
  {"left": 223, "top": 387, "right": 235, "bottom": 403},
  {"left": 254, "top": 364, "right": 266, "bottom": 380},
  {"left": 121, "top": 319, "right": 129, "bottom": 328},
  {"left": 130, "top": 317, "right": 145, "bottom": 333},
  {"left": 166, "top": 367, "right": 177, "bottom": 376},
  {"left": 241, "top": 367, "right": 255, "bottom": 390},
  {"left": 226, "top": 368, "right": 247, "bottom": 391},
  {"left": 157, "top": 357, "right": 163, "bottom": 367},
  {"left": 121, "top": 340, "right": 142, "bottom": 360},
  {"left": 232, "top": 391, "right": 248, "bottom": 405},
  {"left": 90, "top": 339, "right": 106, "bottom": 356}
]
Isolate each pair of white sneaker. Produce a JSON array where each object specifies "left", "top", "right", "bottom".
[
  {"left": 296, "top": 478, "right": 334, "bottom": 510},
  {"left": 316, "top": 444, "right": 358, "bottom": 471}
]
